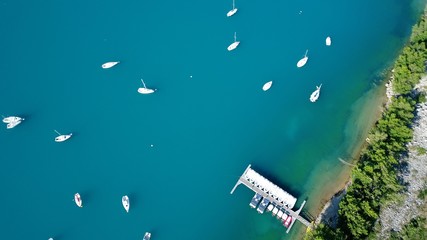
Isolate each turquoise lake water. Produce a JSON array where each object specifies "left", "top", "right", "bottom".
[{"left": 0, "top": 0, "right": 425, "bottom": 239}]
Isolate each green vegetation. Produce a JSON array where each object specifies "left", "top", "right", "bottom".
[
  {"left": 338, "top": 11, "right": 427, "bottom": 239},
  {"left": 306, "top": 10, "right": 427, "bottom": 240},
  {"left": 390, "top": 217, "right": 427, "bottom": 240},
  {"left": 416, "top": 146, "right": 427, "bottom": 155},
  {"left": 418, "top": 188, "right": 427, "bottom": 200}
]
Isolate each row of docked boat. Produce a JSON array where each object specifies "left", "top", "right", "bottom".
[
  {"left": 73, "top": 193, "right": 130, "bottom": 213},
  {"left": 249, "top": 193, "right": 294, "bottom": 228}
]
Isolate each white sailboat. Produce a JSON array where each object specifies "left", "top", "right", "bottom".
[
  {"left": 262, "top": 81, "right": 273, "bottom": 91},
  {"left": 2, "top": 116, "right": 22, "bottom": 123},
  {"left": 326, "top": 36, "right": 331, "bottom": 46},
  {"left": 101, "top": 61, "right": 120, "bottom": 69},
  {"left": 74, "top": 193, "right": 83, "bottom": 208},
  {"left": 6, "top": 120, "right": 22, "bottom": 129},
  {"left": 310, "top": 84, "right": 322, "bottom": 102},
  {"left": 226, "top": 0, "right": 238, "bottom": 17},
  {"left": 296, "top": 50, "right": 308, "bottom": 68},
  {"left": 122, "top": 195, "right": 130, "bottom": 213},
  {"left": 54, "top": 130, "right": 72, "bottom": 142},
  {"left": 227, "top": 32, "right": 240, "bottom": 51},
  {"left": 143, "top": 232, "right": 151, "bottom": 240},
  {"left": 137, "top": 79, "right": 156, "bottom": 94}
]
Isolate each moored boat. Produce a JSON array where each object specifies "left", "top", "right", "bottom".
[
  {"left": 296, "top": 50, "right": 308, "bottom": 68},
  {"left": 262, "top": 81, "right": 273, "bottom": 91},
  {"left": 138, "top": 79, "right": 156, "bottom": 94},
  {"left": 74, "top": 193, "right": 83, "bottom": 207},
  {"left": 122, "top": 195, "right": 130, "bottom": 213},
  {"left": 143, "top": 232, "right": 151, "bottom": 240},
  {"left": 2, "top": 116, "right": 22, "bottom": 123},
  {"left": 6, "top": 120, "right": 22, "bottom": 129},
  {"left": 326, "top": 36, "right": 331, "bottom": 46},
  {"left": 226, "top": 0, "right": 238, "bottom": 17},
  {"left": 309, "top": 84, "right": 322, "bottom": 102},
  {"left": 249, "top": 193, "right": 262, "bottom": 208},
  {"left": 283, "top": 215, "right": 293, "bottom": 228},
  {"left": 101, "top": 61, "right": 120, "bottom": 69},
  {"left": 54, "top": 130, "right": 72, "bottom": 142},
  {"left": 227, "top": 32, "right": 240, "bottom": 51}
]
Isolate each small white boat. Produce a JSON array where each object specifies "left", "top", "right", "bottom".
[
  {"left": 2, "top": 116, "right": 22, "bottom": 123},
  {"left": 143, "top": 232, "right": 151, "bottom": 240},
  {"left": 326, "top": 36, "right": 331, "bottom": 46},
  {"left": 262, "top": 81, "right": 273, "bottom": 91},
  {"left": 138, "top": 79, "right": 156, "bottom": 94},
  {"left": 226, "top": 0, "right": 238, "bottom": 17},
  {"left": 310, "top": 84, "right": 322, "bottom": 102},
  {"left": 101, "top": 61, "right": 120, "bottom": 69},
  {"left": 54, "top": 130, "right": 72, "bottom": 142},
  {"left": 227, "top": 32, "right": 240, "bottom": 51},
  {"left": 296, "top": 50, "right": 308, "bottom": 68},
  {"left": 7, "top": 120, "right": 22, "bottom": 129},
  {"left": 74, "top": 193, "right": 83, "bottom": 208},
  {"left": 122, "top": 195, "right": 130, "bottom": 213}
]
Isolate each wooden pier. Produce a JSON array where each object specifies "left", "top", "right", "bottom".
[{"left": 231, "top": 164, "right": 312, "bottom": 233}]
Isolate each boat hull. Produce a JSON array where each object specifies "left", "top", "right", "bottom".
[
  {"left": 101, "top": 61, "right": 120, "bottom": 69},
  {"left": 6, "top": 120, "right": 22, "bottom": 129},
  {"left": 227, "top": 41, "right": 240, "bottom": 51},
  {"left": 138, "top": 88, "right": 155, "bottom": 94},
  {"left": 122, "top": 195, "right": 130, "bottom": 213},
  {"left": 55, "top": 133, "right": 72, "bottom": 142},
  {"left": 227, "top": 8, "right": 238, "bottom": 17},
  {"left": 3, "top": 116, "right": 22, "bottom": 123},
  {"left": 297, "top": 57, "right": 308, "bottom": 67},
  {"left": 262, "top": 81, "right": 273, "bottom": 91},
  {"left": 74, "top": 193, "right": 83, "bottom": 207},
  {"left": 326, "top": 37, "right": 331, "bottom": 46}
]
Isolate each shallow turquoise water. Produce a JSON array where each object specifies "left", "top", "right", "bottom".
[{"left": 0, "top": 0, "right": 424, "bottom": 239}]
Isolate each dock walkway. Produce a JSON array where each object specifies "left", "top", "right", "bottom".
[{"left": 231, "top": 165, "right": 312, "bottom": 232}]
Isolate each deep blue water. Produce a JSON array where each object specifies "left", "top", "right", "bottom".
[{"left": 0, "top": 0, "right": 424, "bottom": 239}]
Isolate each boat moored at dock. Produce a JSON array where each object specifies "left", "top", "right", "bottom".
[
  {"left": 249, "top": 193, "right": 262, "bottom": 208},
  {"left": 257, "top": 198, "right": 270, "bottom": 214}
]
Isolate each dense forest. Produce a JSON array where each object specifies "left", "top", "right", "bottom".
[{"left": 305, "top": 9, "right": 427, "bottom": 240}]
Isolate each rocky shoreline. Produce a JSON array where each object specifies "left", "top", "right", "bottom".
[
  {"left": 377, "top": 75, "right": 427, "bottom": 238},
  {"left": 313, "top": 75, "right": 427, "bottom": 235}
]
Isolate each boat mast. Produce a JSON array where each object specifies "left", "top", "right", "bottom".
[
  {"left": 234, "top": 32, "right": 237, "bottom": 42},
  {"left": 232, "top": 0, "right": 235, "bottom": 9},
  {"left": 54, "top": 130, "right": 61, "bottom": 136},
  {"left": 141, "top": 79, "right": 147, "bottom": 88},
  {"left": 304, "top": 49, "right": 308, "bottom": 57}
]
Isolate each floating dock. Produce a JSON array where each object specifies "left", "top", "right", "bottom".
[{"left": 231, "top": 164, "right": 312, "bottom": 233}]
